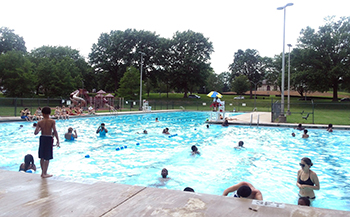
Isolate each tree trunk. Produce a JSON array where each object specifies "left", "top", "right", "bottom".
[
  {"left": 184, "top": 86, "right": 188, "bottom": 98},
  {"left": 332, "top": 83, "right": 338, "bottom": 102}
]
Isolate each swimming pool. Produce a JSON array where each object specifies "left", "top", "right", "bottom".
[{"left": 1, "top": 111, "right": 350, "bottom": 211}]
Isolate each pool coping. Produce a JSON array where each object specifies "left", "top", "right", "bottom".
[
  {"left": 1, "top": 169, "right": 349, "bottom": 217},
  {"left": 1, "top": 110, "right": 350, "bottom": 216}
]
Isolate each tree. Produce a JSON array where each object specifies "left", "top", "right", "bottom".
[
  {"left": 30, "top": 46, "right": 89, "bottom": 97},
  {"left": 296, "top": 16, "right": 350, "bottom": 101},
  {"left": 89, "top": 29, "right": 161, "bottom": 92},
  {"left": 170, "top": 30, "right": 214, "bottom": 97},
  {"left": 0, "top": 51, "right": 35, "bottom": 97},
  {"left": 205, "top": 71, "right": 224, "bottom": 93},
  {"left": 229, "top": 49, "right": 266, "bottom": 98},
  {"left": 231, "top": 75, "right": 250, "bottom": 96},
  {"left": 0, "top": 27, "right": 27, "bottom": 54},
  {"left": 117, "top": 66, "right": 140, "bottom": 100}
]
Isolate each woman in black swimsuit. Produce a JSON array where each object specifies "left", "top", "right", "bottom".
[{"left": 296, "top": 157, "right": 320, "bottom": 199}]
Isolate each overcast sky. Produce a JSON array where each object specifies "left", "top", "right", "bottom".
[{"left": 1, "top": 0, "right": 349, "bottom": 74}]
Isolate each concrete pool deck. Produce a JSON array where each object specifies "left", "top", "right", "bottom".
[
  {"left": 1, "top": 169, "right": 349, "bottom": 217},
  {"left": 1, "top": 110, "right": 350, "bottom": 216}
]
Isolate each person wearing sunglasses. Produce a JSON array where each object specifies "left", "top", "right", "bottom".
[
  {"left": 296, "top": 157, "right": 320, "bottom": 199},
  {"left": 222, "top": 181, "right": 263, "bottom": 200}
]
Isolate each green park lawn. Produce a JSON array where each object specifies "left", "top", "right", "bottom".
[{"left": 1, "top": 92, "right": 349, "bottom": 125}]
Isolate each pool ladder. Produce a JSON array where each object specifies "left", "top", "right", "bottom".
[{"left": 250, "top": 113, "right": 260, "bottom": 127}]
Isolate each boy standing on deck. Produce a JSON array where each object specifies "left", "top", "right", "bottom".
[{"left": 34, "top": 107, "right": 60, "bottom": 178}]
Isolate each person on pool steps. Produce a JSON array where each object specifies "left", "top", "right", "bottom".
[
  {"left": 296, "top": 157, "right": 320, "bottom": 199},
  {"left": 34, "top": 106, "right": 60, "bottom": 178}
]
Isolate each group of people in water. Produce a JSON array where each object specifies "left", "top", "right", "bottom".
[
  {"left": 157, "top": 156, "right": 319, "bottom": 207},
  {"left": 18, "top": 109, "right": 330, "bottom": 208}
]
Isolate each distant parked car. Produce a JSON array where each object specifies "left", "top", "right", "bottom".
[
  {"left": 234, "top": 96, "right": 244, "bottom": 99},
  {"left": 188, "top": 94, "right": 201, "bottom": 99},
  {"left": 340, "top": 97, "right": 350, "bottom": 102}
]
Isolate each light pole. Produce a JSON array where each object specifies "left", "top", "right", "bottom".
[
  {"left": 139, "top": 52, "right": 146, "bottom": 110},
  {"left": 277, "top": 2, "right": 293, "bottom": 122},
  {"left": 287, "top": 44, "right": 292, "bottom": 115}
]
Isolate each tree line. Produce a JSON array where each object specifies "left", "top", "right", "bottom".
[{"left": 1, "top": 16, "right": 349, "bottom": 101}]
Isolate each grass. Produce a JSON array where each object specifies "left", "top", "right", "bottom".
[{"left": 1, "top": 93, "right": 349, "bottom": 125}]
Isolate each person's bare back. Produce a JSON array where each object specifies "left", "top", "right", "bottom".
[{"left": 34, "top": 107, "right": 59, "bottom": 178}]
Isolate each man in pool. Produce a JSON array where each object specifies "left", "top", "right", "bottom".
[
  {"left": 96, "top": 123, "right": 108, "bottom": 136},
  {"left": 223, "top": 181, "right": 263, "bottom": 200},
  {"left": 302, "top": 130, "right": 309, "bottom": 138},
  {"left": 162, "top": 128, "right": 170, "bottom": 134},
  {"left": 34, "top": 106, "right": 60, "bottom": 178},
  {"left": 149, "top": 168, "right": 170, "bottom": 187},
  {"left": 65, "top": 127, "right": 77, "bottom": 140},
  {"left": 191, "top": 145, "right": 200, "bottom": 155},
  {"left": 235, "top": 141, "right": 244, "bottom": 149}
]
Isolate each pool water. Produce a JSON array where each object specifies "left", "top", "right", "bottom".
[{"left": 1, "top": 111, "right": 350, "bottom": 211}]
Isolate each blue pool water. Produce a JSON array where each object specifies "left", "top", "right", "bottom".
[{"left": 1, "top": 111, "right": 350, "bottom": 211}]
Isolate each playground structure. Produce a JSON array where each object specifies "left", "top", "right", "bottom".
[
  {"left": 70, "top": 89, "right": 89, "bottom": 107},
  {"left": 69, "top": 89, "right": 118, "bottom": 110}
]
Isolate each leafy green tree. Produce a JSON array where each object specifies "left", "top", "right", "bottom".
[
  {"left": 229, "top": 49, "right": 266, "bottom": 98},
  {"left": 89, "top": 29, "right": 161, "bottom": 92},
  {"left": 0, "top": 27, "right": 27, "bottom": 54},
  {"left": 296, "top": 16, "right": 350, "bottom": 101},
  {"left": 218, "top": 72, "right": 231, "bottom": 92},
  {"left": 30, "top": 46, "right": 89, "bottom": 97},
  {"left": 117, "top": 66, "right": 141, "bottom": 100},
  {"left": 231, "top": 75, "right": 250, "bottom": 96},
  {"left": 205, "top": 71, "right": 224, "bottom": 93},
  {"left": 170, "top": 30, "right": 214, "bottom": 98},
  {"left": 0, "top": 51, "right": 35, "bottom": 97}
]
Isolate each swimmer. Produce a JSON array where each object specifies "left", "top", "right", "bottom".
[
  {"left": 298, "top": 197, "right": 310, "bottom": 206},
  {"left": 65, "top": 127, "right": 77, "bottom": 140},
  {"left": 20, "top": 125, "right": 23, "bottom": 128},
  {"left": 161, "top": 168, "right": 168, "bottom": 178},
  {"left": 96, "top": 123, "right": 108, "bottom": 136},
  {"left": 296, "top": 124, "right": 305, "bottom": 131},
  {"left": 162, "top": 128, "right": 170, "bottom": 134},
  {"left": 143, "top": 130, "right": 148, "bottom": 134},
  {"left": 19, "top": 154, "right": 36, "bottom": 172},
  {"left": 296, "top": 157, "right": 320, "bottom": 199},
  {"left": 155, "top": 117, "right": 159, "bottom": 122},
  {"left": 235, "top": 141, "right": 244, "bottom": 149},
  {"left": 191, "top": 145, "right": 200, "bottom": 155},
  {"left": 223, "top": 181, "right": 263, "bottom": 200},
  {"left": 327, "top": 124, "right": 333, "bottom": 132},
  {"left": 184, "top": 187, "right": 195, "bottom": 192},
  {"left": 302, "top": 130, "right": 309, "bottom": 138},
  {"left": 222, "top": 119, "right": 229, "bottom": 127},
  {"left": 206, "top": 124, "right": 209, "bottom": 129},
  {"left": 292, "top": 132, "right": 295, "bottom": 137}
]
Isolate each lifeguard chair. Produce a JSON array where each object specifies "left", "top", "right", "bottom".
[
  {"left": 142, "top": 100, "right": 151, "bottom": 112},
  {"left": 210, "top": 101, "right": 225, "bottom": 121}
]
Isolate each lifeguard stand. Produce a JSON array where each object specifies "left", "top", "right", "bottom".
[
  {"left": 142, "top": 100, "right": 151, "bottom": 112},
  {"left": 210, "top": 101, "right": 225, "bottom": 121}
]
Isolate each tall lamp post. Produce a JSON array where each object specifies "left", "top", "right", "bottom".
[
  {"left": 139, "top": 52, "right": 146, "bottom": 110},
  {"left": 287, "top": 44, "right": 292, "bottom": 115},
  {"left": 277, "top": 3, "right": 293, "bottom": 122}
]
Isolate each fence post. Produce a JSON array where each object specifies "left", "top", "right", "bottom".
[
  {"left": 14, "top": 98, "right": 17, "bottom": 117},
  {"left": 312, "top": 101, "right": 314, "bottom": 124}
]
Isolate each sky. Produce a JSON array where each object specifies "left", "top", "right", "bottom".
[{"left": 1, "top": 0, "right": 349, "bottom": 74}]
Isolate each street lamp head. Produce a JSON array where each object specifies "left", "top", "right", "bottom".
[
  {"left": 139, "top": 51, "right": 146, "bottom": 56},
  {"left": 287, "top": 44, "right": 292, "bottom": 47},
  {"left": 277, "top": 3, "right": 293, "bottom": 10}
]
